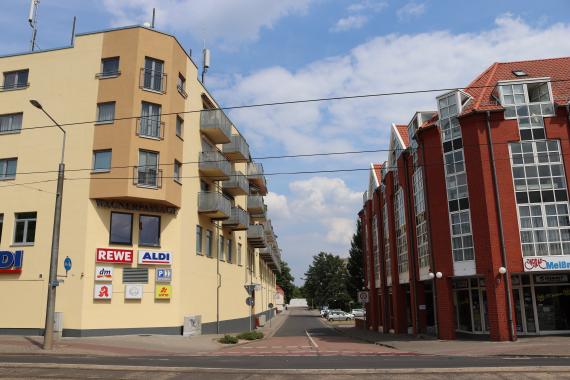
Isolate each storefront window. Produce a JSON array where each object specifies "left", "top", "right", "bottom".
[
  {"left": 535, "top": 285, "right": 570, "bottom": 331},
  {"left": 139, "top": 215, "right": 160, "bottom": 247},
  {"left": 110, "top": 212, "right": 132, "bottom": 245}
]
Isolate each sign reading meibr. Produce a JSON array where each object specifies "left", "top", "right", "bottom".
[
  {"left": 138, "top": 251, "right": 172, "bottom": 265},
  {"left": 96, "top": 248, "right": 133, "bottom": 264},
  {"left": 524, "top": 256, "right": 570, "bottom": 272}
]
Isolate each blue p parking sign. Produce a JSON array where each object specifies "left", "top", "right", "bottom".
[{"left": 156, "top": 268, "right": 172, "bottom": 283}]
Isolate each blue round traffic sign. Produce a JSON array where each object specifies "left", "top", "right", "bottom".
[{"left": 64, "top": 256, "right": 72, "bottom": 271}]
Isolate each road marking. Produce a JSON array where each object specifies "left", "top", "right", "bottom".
[{"left": 305, "top": 329, "right": 319, "bottom": 349}]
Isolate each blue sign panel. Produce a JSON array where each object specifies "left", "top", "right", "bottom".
[
  {"left": 156, "top": 268, "right": 172, "bottom": 283},
  {"left": 64, "top": 256, "right": 72, "bottom": 271},
  {"left": 0, "top": 251, "right": 24, "bottom": 273}
]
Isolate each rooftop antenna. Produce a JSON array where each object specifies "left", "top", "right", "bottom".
[
  {"left": 201, "top": 41, "right": 211, "bottom": 84},
  {"left": 151, "top": 8, "right": 156, "bottom": 28},
  {"left": 28, "top": 0, "right": 40, "bottom": 51},
  {"left": 70, "top": 16, "right": 76, "bottom": 46}
]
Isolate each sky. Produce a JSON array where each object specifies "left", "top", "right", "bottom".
[{"left": 2, "top": 0, "right": 570, "bottom": 285}]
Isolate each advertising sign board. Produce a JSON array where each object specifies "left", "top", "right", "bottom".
[
  {"left": 139, "top": 251, "right": 172, "bottom": 265},
  {"left": 155, "top": 285, "right": 172, "bottom": 299},
  {"left": 523, "top": 256, "right": 570, "bottom": 272},
  {"left": 0, "top": 251, "right": 24, "bottom": 273},
  {"left": 125, "top": 284, "right": 143, "bottom": 299},
  {"left": 94, "top": 284, "right": 112, "bottom": 299},
  {"left": 156, "top": 268, "right": 172, "bottom": 283},
  {"left": 96, "top": 248, "right": 133, "bottom": 264},
  {"left": 95, "top": 266, "right": 113, "bottom": 282}
]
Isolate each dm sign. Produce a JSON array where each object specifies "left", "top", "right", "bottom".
[
  {"left": 0, "top": 251, "right": 24, "bottom": 274},
  {"left": 523, "top": 256, "right": 570, "bottom": 272},
  {"left": 139, "top": 251, "right": 172, "bottom": 265},
  {"left": 95, "top": 266, "right": 113, "bottom": 282}
]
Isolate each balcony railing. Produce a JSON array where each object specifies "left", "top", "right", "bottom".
[
  {"left": 198, "top": 191, "right": 231, "bottom": 219},
  {"left": 199, "top": 150, "right": 231, "bottom": 181},
  {"left": 222, "top": 171, "right": 249, "bottom": 196},
  {"left": 223, "top": 207, "right": 250, "bottom": 231},
  {"left": 140, "top": 68, "right": 167, "bottom": 93},
  {"left": 247, "top": 162, "right": 267, "bottom": 195},
  {"left": 200, "top": 109, "right": 232, "bottom": 144},
  {"left": 133, "top": 166, "right": 162, "bottom": 189},
  {"left": 247, "top": 195, "right": 266, "bottom": 214},
  {"left": 136, "top": 117, "right": 165, "bottom": 140},
  {"left": 222, "top": 134, "right": 250, "bottom": 162},
  {"left": 0, "top": 82, "right": 29, "bottom": 91},
  {"left": 264, "top": 220, "right": 276, "bottom": 243},
  {"left": 247, "top": 224, "right": 267, "bottom": 248}
]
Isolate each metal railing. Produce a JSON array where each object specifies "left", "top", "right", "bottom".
[
  {"left": 198, "top": 191, "right": 232, "bottom": 217},
  {"left": 200, "top": 109, "right": 232, "bottom": 143},
  {"left": 95, "top": 70, "right": 121, "bottom": 79},
  {"left": 247, "top": 224, "right": 266, "bottom": 246},
  {"left": 247, "top": 195, "right": 266, "bottom": 211},
  {"left": 133, "top": 166, "right": 162, "bottom": 189},
  {"left": 140, "top": 68, "right": 167, "bottom": 93},
  {"left": 0, "top": 82, "right": 29, "bottom": 91},
  {"left": 222, "top": 171, "right": 249, "bottom": 194},
  {"left": 136, "top": 117, "right": 165, "bottom": 139},
  {"left": 199, "top": 150, "right": 231, "bottom": 178},
  {"left": 223, "top": 207, "right": 250, "bottom": 229},
  {"left": 222, "top": 134, "right": 250, "bottom": 161}
]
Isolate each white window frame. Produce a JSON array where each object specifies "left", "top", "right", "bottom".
[
  {"left": 13, "top": 212, "right": 37, "bottom": 245},
  {"left": 394, "top": 188, "right": 408, "bottom": 273},
  {"left": 96, "top": 102, "right": 116, "bottom": 124},
  {"left": 92, "top": 150, "right": 112, "bottom": 173}
]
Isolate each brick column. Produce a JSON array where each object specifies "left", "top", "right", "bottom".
[{"left": 436, "top": 277, "right": 456, "bottom": 340}]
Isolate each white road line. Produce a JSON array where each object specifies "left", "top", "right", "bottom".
[{"left": 305, "top": 329, "right": 319, "bottom": 349}]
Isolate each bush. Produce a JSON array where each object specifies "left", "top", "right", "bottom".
[
  {"left": 218, "top": 334, "right": 238, "bottom": 344},
  {"left": 236, "top": 331, "right": 264, "bottom": 340}
]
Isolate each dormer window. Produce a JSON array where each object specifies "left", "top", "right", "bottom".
[
  {"left": 512, "top": 70, "right": 527, "bottom": 77},
  {"left": 499, "top": 81, "right": 552, "bottom": 106},
  {"left": 528, "top": 82, "right": 550, "bottom": 103}
]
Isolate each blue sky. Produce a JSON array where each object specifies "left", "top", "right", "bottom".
[{"left": 2, "top": 0, "right": 570, "bottom": 284}]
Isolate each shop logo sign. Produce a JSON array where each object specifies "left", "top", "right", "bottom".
[
  {"left": 94, "top": 284, "right": 112, "bottom": 299},
  {"left": 125, "top": 284, "right": 143, "bottom": 299},
  {"left": 524, "top": 256, "right": 570, "bottom": 272},
  {"left": 95, "top": 266, "right": 113, "bottom": 282},
  {"left": 0, "top": 251, "right": 23, "bottom": 273},
  {"left": 155, "top": 284, "right": 172, "bottom": 299},
  {"left": 96, "top": 248, "right": 133, "bottom": 264},
  {"left": 139, "top": 251, "right": 172, "bottom": 265}
]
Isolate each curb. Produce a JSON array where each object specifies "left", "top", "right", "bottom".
[{"left": 330, "top": 325, "right": 398, "bottom": 350}]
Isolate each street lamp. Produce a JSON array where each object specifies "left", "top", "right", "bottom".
[{"left": 30, "top": 100, "right": 66, "bottom": 350}]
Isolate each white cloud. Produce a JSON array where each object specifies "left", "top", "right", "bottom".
[
  {"left": 331, "top": 15, "right": 369, "bottom": 32},
  {"left": 102, "top": 0, "right": 316, "bottom": 47},
  {"left": 324, "top": 217, "right": 356, "bottom": 245},
  {"left": 397, "top": 1, "right": 426, "bottom": 20},
  {"left": 265, "top": 192, "right": 291, "bottom": 219},
  {"left": 348, "top": 0, "right": 389, "bottom": 13}
]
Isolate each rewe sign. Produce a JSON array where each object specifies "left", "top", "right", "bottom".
[
  {"left": 138, "top": 251, "right": 172, "bottom": 265},
  {"left": 96, "top": 248, "right": 133, "bottom": 264},
  {"left": 0, "top": 251, "right": 24, "bottom": 273}
]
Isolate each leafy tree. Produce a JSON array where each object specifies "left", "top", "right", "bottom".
[
  {"left": 346, "top": 219, "right": 365, "bottom": 301},
  {"left": 276, "top": 261, "right": 295, "bottom": 303},
  {"left": 304, "top": 252, "right": 351, "bottom": 311}
]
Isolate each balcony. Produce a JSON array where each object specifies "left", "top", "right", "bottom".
[
  {"left": 223, "top": 207, "right": 250, "bottom": 231},
  {"left": 222, "top": 171, "right": 249, "bottom": 196},
  {"left": 200, "top": 109, "right": 232, "bottom": 144},
  {"left": 247, "top": 162, "right": 267, "bottom": 195},
  {"left": 136, "top": 118, "right": 165, "bottom": 140},
  {"left": 260, "top": 244, "right": 281, "bottom": 272},
  {"left": 140, "top": 68, "right": 166, "bottom": 94},
  {"left": 247, "top": 224, "right": 267, "bottom": 248},
  {"left": 222, "top": 134, "right": 250, "bottom": 162},
  {"left": 264, "top": 220, "right": 276, "bottom": 243},
  {"left": 198, "top": 191, "right": 231, "bottom": 219},
  {"left": 133, "top": 166, "right": 162, "bottom": 189},
  {"left": 199, "top": 150, "right": 231, "bottom": 181},
  {"left": 247, "top": 195, "right": 266, "bottom": 214}
]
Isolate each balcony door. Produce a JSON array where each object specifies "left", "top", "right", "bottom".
[
  {"left": 138, "top": 150, "right": 159, "bottom": 187},
  {"left": 140, "top": 102, "right": 161, "bottom": 138},
  {"left": 144, "top": 57, "right": 164, "bottom": 92}
]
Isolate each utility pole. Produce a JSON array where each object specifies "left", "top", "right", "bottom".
[{"left": 30, "top": 100, "right": 66, "bottom": 350}]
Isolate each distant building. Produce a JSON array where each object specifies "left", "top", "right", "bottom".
[
  {"left": 289, "top": 298, "right": 309, "bottom": 308},
  {"left": 275, "top": 286, "right": 285, "bottom": 312}
]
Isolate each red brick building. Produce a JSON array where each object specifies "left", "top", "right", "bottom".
[{"left": 359, "top": 57, "right": 570, "bottom": 341}]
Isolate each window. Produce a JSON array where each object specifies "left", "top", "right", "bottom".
[
  {"left": 92, "top": 151, "right": 111, "bottom": 172},
  {"left": 2, "top": 69, "right": 28, "bottom": 90},
  {"left": 143, "top": 57, "right": 164, "bottom": 92},
  {"left": 0, "top": 113, "right": 23, "bottom": 134},
  {"left": 394, "top": 188, "right": 408, "bottom": 273},
  {"left": 450, "top": 211, "right": 474, "bottom": 262},
  {"left": 413, "top": 168, "right": 430, "bottom": 268},
  {"left": 13, "top": 212, "right": 36, "bottom": 245},
  {"left": 219, "top": 235, "right": 225, "bottom": 260},
  {"left": 110, "top": 212, "right": 132, "bottom": 245},
  {"left": 0, "top": 158, "right": 17, "bottom": 180},
  {"left": 177, "top": 73, "right": 187, "bottom": 97},
  {"left": 196, "top": 225, "right": 203, "bottom": 254},
  {"left": 227, "top": 239, "right": 233, "bottom": 263},
  {"left": 139, "top": 102, "right": 162, "bottom": 138},
  {"left": 176, "top": 116, "right": 184, "bottom": 138},
  {"left": 100, "top": 57, "right": 120, "bottom": 77},
  {"left": 438, "top": 92, "right": 459, "bottom": 120},
  {"left": 137, "top": 150, "right": 160, "bottom": 188},
  {"left": 174, "top": 160, "right": 182, "bottom": 183},
  {"left": 383, "top": 200, "right": 391, "bottom": 279},
  {"left": 237, "top": 243, "right": 242, "bottom": 266},
  {"left": 205, "top": 230, "right": 213, "bottom": 257},
  {"left": 96, "top": 102, "right": 115, "bottom": 124},
  {"left": 0, "top": 214, "right": 3, "bottom": 243},
  {"left": 139, "top": 215, "right": 160, "bottom": 247},
  {"left": 123, "top": 268, "right": 148, "bottom": 284}
]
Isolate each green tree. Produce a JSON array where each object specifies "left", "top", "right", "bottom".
[
  {"left": 276, "top": 261, "right": 295, "bottom": 303},
  {"left": 304, "top": 252, "right": 351, "bottom": 311},
  {"left": 346, "top": 219, "right": 365, "bottom": 301}
]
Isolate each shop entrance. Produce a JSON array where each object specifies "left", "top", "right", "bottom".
[
  {"left": 453, "top": 277, "right": 489, "bottom": 334},
  {"left": 423, "top": 281, "right": 436, "bottom": 335}
]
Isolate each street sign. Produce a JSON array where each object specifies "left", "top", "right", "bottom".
[
  {"left": 246, "top": 297, "right": 254, "bottom": 306},
  {"left": 268, "top": 303, "right": 274, "bottom": 308},
  {"left": 357, "top": 291, "right": 369, "bottom": 303},
  {"left": 156, "top": 268, "right": 172, "bottom": 283},
  {"left": 63, "top": 256, "right": 72, "bottom": 272}
]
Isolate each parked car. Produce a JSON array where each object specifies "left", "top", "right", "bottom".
[
  {"left": 351, "top": 309, "right": 365, "bottom": 317},
  {"left": 328, "top": 311, "right": 354, "bottom": 321},
  {"left": 322, "top": 309, "right": 341, "bottom": 319}
]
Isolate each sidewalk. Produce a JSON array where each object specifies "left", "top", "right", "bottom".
[
  {"left": 334, "top": 325, "right": 570, "bottom": 357},
  {"left": 0, "top": 311, "right": 289, "bottom": 357}
]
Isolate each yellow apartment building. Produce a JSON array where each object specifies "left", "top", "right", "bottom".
[{"left": 0, "top": 25, "right": 281, "bottom": 336}]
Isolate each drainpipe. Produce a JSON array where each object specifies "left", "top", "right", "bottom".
[
  {"left": 403, "top": 153, "right": 420, "bottom": 335},
  {"left": 485, "top": 111, "right": 516, "bottom": 342},
  {"left": 420, "top": 138, "right": 438, "bottom": 337},
  {"left": 216, "top": 220, "right": 221, "bottom": 334}
]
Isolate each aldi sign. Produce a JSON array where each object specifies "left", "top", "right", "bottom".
[
  {"left": 524, "top": 256, "right": 570, "bottom": 272},
  {"left": 0, "top": 251, "right": 24, "bottom": 274},
  {"left": 139, "top": 251, "right": 172, "bottom": 265},
  {"left": 96, "top": 248, "right": 133, "bottom": 264}
]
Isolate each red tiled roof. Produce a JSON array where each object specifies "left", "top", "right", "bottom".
[
  {"left": 395, "top": 124, "right": 410, "bottom": 147},
  {"left": 373, "top": 163, "right": 382, "bottom": 182},
  {"left": 462, "top": 56, "right": 570, "bottom": 114}
]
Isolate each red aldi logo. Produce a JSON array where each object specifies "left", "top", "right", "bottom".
[{"left": 96, "top": 248, "right": 133, "bottom": 264}]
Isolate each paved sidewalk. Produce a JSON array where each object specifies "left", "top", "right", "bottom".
[
  {"left": 0, "top": 311, "right": 289, "bottom": 357},
  {"left": 334, "top": 325, "right": 570, "bottom": 357}
]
